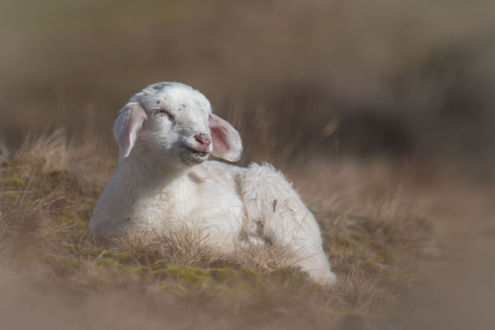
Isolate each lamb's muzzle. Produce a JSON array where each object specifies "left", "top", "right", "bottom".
[{"left": 194, "top": 133, "right": 212, "bottom": 150}]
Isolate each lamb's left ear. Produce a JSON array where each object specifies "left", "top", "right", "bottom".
[
  {"left": 209, "top": 114, "right": 243, "bottom": 162},
  {"left": 113, "top": 102, "right": 147, "bottom": 158}
]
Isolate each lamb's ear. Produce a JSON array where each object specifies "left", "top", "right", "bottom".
[
  {"left": 113, "top": 102, "right": 147, "bottom": 158},
  {"left": 209, "top": 114, "right": 243, "bottom": 162}
]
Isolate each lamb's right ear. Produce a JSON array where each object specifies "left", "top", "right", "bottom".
[
  {"left": 209, "top": 114, "right": 243, "bottom": 162},
  {"left": 113, "top": 102, "right": 147, "bottom": 158}
]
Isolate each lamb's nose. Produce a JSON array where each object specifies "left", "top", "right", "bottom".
[{"left": 194, "top": 133, "right": 211, "bottom": 148}]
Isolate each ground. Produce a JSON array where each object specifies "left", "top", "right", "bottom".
[{"left": 2, "top": 131, "right": 492, "bottom": 330}]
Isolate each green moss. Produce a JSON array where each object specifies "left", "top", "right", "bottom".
[
  {"left": 164, "top": 265, "right": 211, "bottom": 286},
  {"left": 62, "top": 242, "right": 77, "bottom": 253},
  {"left": 236, "top": 267, "right": 264, "bottom": 292},
  {"left": 2, "top": 192, "right": 19, "bottom": 200},
  {"left": 95, "top": 255, "right": 150, "bottom": 277},
  {"left": 147, "top": 249, "right": 163, "bottom": 263},
  {"left": 151, "top": 269, "right": 169, "bottom": 279},
  {"left": 152, "top": 259, "right": 165, "bottom": 270},
  {"left": 270, "top": 266, "right": 308, "bottom": 287},
  {"left": 121, "top": 264, "right": 151, "bottom": 276},
  {"left": 2, "top": 176, "right": 25, "bottom": 188},
  {"left": 57, "top": 256, "right": 81, "bottom": 271},
  {"left": 96, "top": 257, "right": 122, "bottom": 268},
  {"left": 210, "top": 268, "right": 239, "bottom": 284},
  {"left": 79, "top": 247, "right": 105, "bottom": 256},
  {"left": 56, "top": 210, "right": 85, "bottom": 228},
  {"left": 270, "top": 267, "right": 317, "bottom": 290},
  {"left": 130, "top": 248, "right": 164, "bottom": 268},
  {"left": 130, "top": 265, "right": 151, "bottom": 275},
  {"left": 239, "top": 266, "right": 258, "bottom": 281},
  {"left": 270, "top": 266, "right": 294, "bottom": 280},
  {"left": 104, "top": 251, "right": 134, "bottom": 264}
]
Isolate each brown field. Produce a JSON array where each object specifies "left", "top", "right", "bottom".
[{"left": 1, "top": 1, "right": 495, "bottom": 329}]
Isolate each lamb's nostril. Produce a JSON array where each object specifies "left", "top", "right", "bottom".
[{"left": 194, "top": 134, "right": 211, "bottom": 147}]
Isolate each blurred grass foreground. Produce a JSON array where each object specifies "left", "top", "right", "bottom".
[{"left": 1, "top": 1, "right": 495, "bottom": 329}]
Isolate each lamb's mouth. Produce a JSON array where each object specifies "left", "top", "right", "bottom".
[{"left": 181, "top": 146, "right": 209, "bottom": 162}]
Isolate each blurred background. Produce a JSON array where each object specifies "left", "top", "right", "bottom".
[
  {"left": 1, "top": 0, "right": 494, "bottom": 163},
  {"left": 1, "top": 2, "right": 495, "bottom": 329}
]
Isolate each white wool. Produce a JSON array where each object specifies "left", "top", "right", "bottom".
[{"left": 90, "top": 82, "right": 336, "bottom": 285}]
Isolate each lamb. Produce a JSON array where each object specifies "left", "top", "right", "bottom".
[{"left": 90, "top": 82, "right": 337, "bottom": 285}]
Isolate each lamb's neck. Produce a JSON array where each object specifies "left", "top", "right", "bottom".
[{"left": 117, "top": 156, "right": 187, "bottom": 195}]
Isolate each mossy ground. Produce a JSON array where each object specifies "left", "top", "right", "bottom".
[{"left": 0, "top": 134, "right": 443, "bottom": 330}]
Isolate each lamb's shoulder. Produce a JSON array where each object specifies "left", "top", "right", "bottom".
[{"left": 190, "top": 160, "right": 245, "bottom": 187}]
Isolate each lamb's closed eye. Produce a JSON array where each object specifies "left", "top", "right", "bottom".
[
  {"left": 90, "top": 81, "right": 336, "bottom": 286},
  {"left": 155, "top": 108, "right": 174, "bottom": 121}
]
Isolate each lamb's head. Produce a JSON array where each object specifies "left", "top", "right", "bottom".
[{"left": 113, "top": 82, "right": 242, "bottom": 167}]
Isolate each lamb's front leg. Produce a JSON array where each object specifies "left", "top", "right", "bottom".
[{"left": 239, "top": 163, "right": 337, "bottom": 285}]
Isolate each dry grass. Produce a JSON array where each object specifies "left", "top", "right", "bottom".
[{"left": 0, "top": 131, "right": 457, "bottom": 330}]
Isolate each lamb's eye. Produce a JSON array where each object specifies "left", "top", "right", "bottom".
[{"left": 157, "top": 109, "right": 174, "bottom": 121}]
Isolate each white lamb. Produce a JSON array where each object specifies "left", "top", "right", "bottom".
[{"left": 90, "top": 82, "right": 336, "bottom": 285}]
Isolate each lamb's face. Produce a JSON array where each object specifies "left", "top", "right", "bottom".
[
  {"left": 113, "top": 82, "right": 242, "bottom": 167},
  {"left": 136, "top": 83, "right": 213, "bottom": 165}
]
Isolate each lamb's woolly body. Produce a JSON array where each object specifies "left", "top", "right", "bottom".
[
  {"left": 92, "top": 160, "right": 245, "bottom": 250},
  {"left": 90, "top": 82, "right": 336, "bottom": 285}
]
